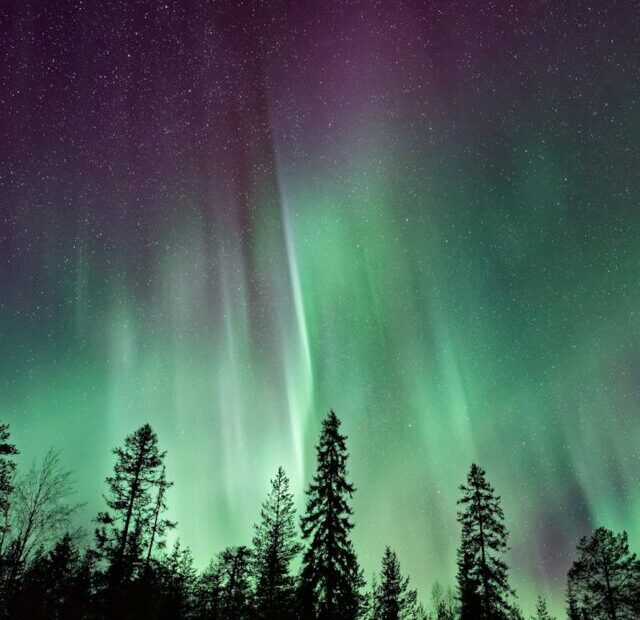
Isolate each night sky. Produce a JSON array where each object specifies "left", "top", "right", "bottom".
[{"left": 1, "top": 1, "right": 639, "bottom": 615}]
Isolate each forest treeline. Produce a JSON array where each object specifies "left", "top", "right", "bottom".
[{"left": 0, "top": 412, "right": 638, "bottom": 620}]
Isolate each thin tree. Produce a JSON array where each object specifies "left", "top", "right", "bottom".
[
  {"left": 144, "top": 465, "right": 176, "bottom": 573},
  {"left": 251, "top": 466, "right": 301, "bottom": 620},
  {"left": 4, "top": 450, "right": 79, "bottom": 584},
  {"left": 531, "top": 596, "right": 554, "bottom": 620},
  {"left": 299, "top": 410, "right": 363, "bottom": 620},
  {"left": 371, "top": 546, "right": 422, "bottom": 620},
  {"left": 567, "top": 527, "right": 640, "bottom": 620},
  {"left": 0, "top": 423, "right": 18, "bottom": 560},
  {"left": 95, "top": 423, "right": 169, "bottom": 586},
  {"left": 456, "top": 463, "right": 515, "bottom": 620},
  {"left": 431, "top": 582, "right": 458, "bottom": 620},
  {"left": 158, "top": 540, "right": 197, "bottom": 620}
]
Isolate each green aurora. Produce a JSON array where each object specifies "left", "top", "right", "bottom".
[{"left": 1, "top": 2, "right": 640, "bottom": 617}]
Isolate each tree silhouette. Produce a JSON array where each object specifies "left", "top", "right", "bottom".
[
  {"left": 299, "top": 410, "right": 363, "bottom": 620},
  {"left": 567, "top": 527, "right": 640, "bottom": 620},
  {"left": 2, "top": 449, "right": 79, "bottom": 602},
  {"left": 195, "top": 560, "right": 224, "bottom": 620},
  {"left": 144, "top": 465, "right": 176, "bottom": 574},
  {"left": 0, "top": 423, "right": 18, "bottom": 561},
  {"left": 217, "top": 545, "right": 253, "bottom": 620},
  {"left": 456, "top": 463, "right": 515, "bottom": 620},
  {"left": 251, "top": 466, "right": 301, "bottom": 620},
  {"left": 8, "top": 532, "right": 92, "bottom": 620},
  {"left": 157, "top": 540, "right": 197, "bottom": 620},
  {"left": 431, "top": 582, "right": 457, "bottom": 620},
  {"left": 95, "top": 423, "right": 171, "bottom": 610},
  {"left": 370, "top": 546, "right": 423, "bottom": 620},
  {"left": 531, "top": 596, "right": 554, "bottom": 620},
  {"left": 566, "top": 580, "right": 583, "bottom": 620}
]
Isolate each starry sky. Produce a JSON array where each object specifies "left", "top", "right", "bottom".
[{"left": 1, "top": 1, "right": 639, "bottom": 615}]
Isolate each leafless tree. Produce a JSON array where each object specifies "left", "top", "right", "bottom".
[{"left": 7, "top": 449, "right": 81, "bottom": 569}]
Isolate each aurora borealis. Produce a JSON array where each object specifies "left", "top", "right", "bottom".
[{"left": 1, "top": 0, "right": 639, "bottom": 616}]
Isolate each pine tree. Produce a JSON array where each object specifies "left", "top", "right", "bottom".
[
  {"left": 531, "top": 596, "right": 554, "bottom": 620},
  {"left": 195, "top": 560, "right": 224, "bottom": 620},
  {"left": 567, "top": 527, "right": 640, "bottom": 620},
  {"left": 457, "top": 547, "right": 482, "bottom": 619},
  {"left": 299, "top": 410, "right": 363, "bottom": 620},
  {"left": 95, "top": 424, "right": 170, "bottom": 593},
  {"left": 0, "top": 423, "right": 18, "bottom": 560},
  {"left": 158, "top": 540, "right": 197, "bottom": 620},
  {"left": 566, "top": 581, "right": 582, "bottom": 620},
  {"left": 218, "top": 546, "right": 253, "bottom": 620},
  {"left": 371, "top": 547, "right": 421, "bottom": 620},
  {"left": 456, "top": 463, "right": 514, "bottom": 620},
  {"left": 144, "top": 465, "right": 176, "bottom": 573},
  {"left": 9, "top": 532, "right": 92, "bottom": 620},
  {"left": 252, "top": 466, "right": 301, "bottom": 620}
]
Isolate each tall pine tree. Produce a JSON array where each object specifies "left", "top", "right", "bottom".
[
  {"left": 252, "top": 466, "right": 301, "bottom": 620},
  {"left": 567, "top": 527, "right": 640, "bottom": 620},
  {"left": 299, "top": 410, "right": 363, "bottom": 620},
  {"left": 95, "top": 424, "right": 171, "bottom": 593},
  {"left": 456, "top": 463, "right": 514, "bottom": 620}
]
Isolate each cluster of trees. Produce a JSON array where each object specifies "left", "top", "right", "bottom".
[{"left": 0, "top": 413, "right": 638, "bottom": 619}]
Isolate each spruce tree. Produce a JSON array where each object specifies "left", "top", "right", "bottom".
[
  {"left": 371, "top": 546, "right": 421, "bottom": 620},
  {"left": 195, "top": 560, "right": 224, "bottom": 620},
  {"left": 95, "top": 424, "right": 170, "bottom": 590},
  {"left": 457, "top": 547, "right": 482, "bottom": 619},
  {"left": 158, "top": 540, "right": 197, "bottom": 620},
  {"left": 252, "top": 466, "right": 301, "bottom": 620},
  {"left": 567, "top": 527, "right": 640, "bottom": 620},
  {"left": 0, "top": 423, "right": 18, "bottom": 559},
  {"left": 10, "top": 532, "right": 91, "bottom": 620},
  {"left": 218, "top": 546, "right": 253, "bottom": 620},
  {"left": 299, "top": 410, "right": 363, "bottom": 620},
  {"left": 531, "top": 596, "right": 554, "bottom": 620},
  {"left": 456, "top": 463, "right": 514, "bottom": 620}
]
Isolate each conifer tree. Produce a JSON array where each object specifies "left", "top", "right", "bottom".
[
  {"left": 531, "top": 596, "right": 554, "bottom": 620},
  {"left": 218, "top": 545, "right": 253, "bottom": 620},
  {"left": 371, "top": 546, "right": 422, "bottom": 620},
  {"left": 0, "top": 423, "right": 18, "bottom": 611},
  {"left": 457, "top": 547, "right": 482, "bottom": 619},
  {"left": 0, "top": 423, "right": 18, "bottom": 561},
  {"left": 456, "top": 463, "right": 514, "bottom": 620},
  {"left": 252, "top": 466, "right": 301, "bottom": 620},
  {"left": 144, "top": 465, "right": 176, "bottom": 573},
  {"left": 299, "top": 410, "right": 363, "bottom": 620},
  {"left": 95, "top": 424, "right": 170, "bottom": 588},
  {"left": 9, "top": 532, "right": 92, "bottom": 620},
  {"left": 567, "top": 527, "right": 640, "bottom": 620},
  {"left": 158, "top": 540, "right": 197, "bottom": 620},
  {"left": 195, "top": 560, "right": 224, "bottom": 620},
  {"left": 566, "top": 581, "right": 582, "bottom": 620}
]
